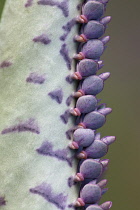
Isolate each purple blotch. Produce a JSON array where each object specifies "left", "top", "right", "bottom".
[
  {"left": 48, "top": 88, "right": 63, "bottom": 104},
  {"left": 65, "top": 128, "right": 74, "bottom": 140},
  {"left": 37, "top": 140, "right": 72, "bottom": 166},
  {"left": 1, "top": 118, "right": 40, "bottom": 135},
  {"left": 33, "top": 34, "right": 51, "bottom": 45},
  {"left": 26, "top": 72, "right": 46, "bottom": 84},
  {"left": 0, "top": 196, "right": 6, "bottom": 206},
  {"left": 38, "top": 0, "right": 69, "bottom": 17},
  {"left": 77, "top": 3, "right": 82, "bottom": 11},
  {"left": 25, "top": 0, "right": 33, "bottom": 7},
  {"left": 0, "top": 61, "right": 12, "bottom": 69},
  {"left": 66, "top": 95, "right": 73, "bottom": 106},
  {"left": 60, "top": 44, "right": 72, "bottom": 70},
  {"left": 65, "top": 75, "right": 73, "bottom": 84},
  {"left": 30, "top": 183, "right": 67, "bottom": 209},
  {"left": 68, "top": 204, "right": 73, "bottom": 208},
  {"left": 60, "top": 110, "right": 70, "bottom": 124},
  {"left": 60, "top": 19, "right": 76, "bottom": 41},
  {"left": 67, "top": 177, "right": 75, "bottom": 187}
]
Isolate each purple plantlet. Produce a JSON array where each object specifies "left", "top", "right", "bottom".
[
  {"left": 77, "top": 136, "right": 116, "bottom": 159},
  {"left": 81, "top": 21, "right": 105, "bottom": 40},
  {"left": 33, "top": 34, "right": 51, "bottom": 45},
  {"left": 82, "top": 1, "right": 104, "bottom": 21},
  {"left": 75, "top": 179, "right": 108, "bottom": 207},
  {"left": 69, "top": 128, "right": 95, "bottom": 149},
  {"left": 75, "top": 18, "right": 111, "bottom": 42},
  {"left": 0, "top": 60, "right": 12, "bottom": 68},
  {"left": 60, "top": 44, "right": 72, "bottom": 70},
  {"left": 36, "top": 140, "right": 73, "bottom": 166},
  {"left": 0, "top": 196, "right": 6, "bottom": 206},
  {"left": 74, "top": 40, "right": 104, "bottom": 60},
  {"left": 25, "top": 0, "right": 33, "bottom": 7},
  {"left": 1, "top": 118, "right": 40, "bottom": 135},
  {"left": 48, "top": 88, "right": 63, "bottom": 104},
  {"left": 26, "top": 72, "right": 46, "bottom": 84},
  {"left": 30, "top": 183, "right": 67, "bottom": 209},
  {"left": 74, "top": 73, "right": 110, "bottom": 97},
  {"left": 38, "top": 0, "right": 69, "bottom": 17},
  {"left": 74, "top": 35, "right": 110, "bottom": 60},
  {"left": 86, "top": 201, "right": 112, "bottom": 210},
  {"left": 60, "top": 19, "right": 76, "bottom": 41},
  {"left": 71, "top": 59, "right": 101, "bottom": 80},
  {"left": 77, "top": 108, "right": 112, "bottom": 130},
  {"left": 74, "top": 159, "right": 109, "bottom": 182},
  {"left": 70, "top": 95, "right": 97, "bottom": 116},
  {"left": 60, "top": 110, "right": 70, "bottom": 124}
]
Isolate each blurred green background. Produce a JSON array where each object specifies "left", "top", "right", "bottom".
[{"left": 0, "top": 0, "right": 140, "bottom": 210}]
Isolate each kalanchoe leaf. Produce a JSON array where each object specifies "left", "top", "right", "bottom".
[{"left": 0, "top": 0, "right": 115, "bottom": 209}]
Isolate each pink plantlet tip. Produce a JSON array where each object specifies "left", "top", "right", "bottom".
[
  {"left": 101, "top": 36, "right": 110, "bottom": 45},
  {"left": 73, "top": 52, "right": 85, "bottom": 60},
  {"left": 98, "top": 60, "right": 104, "bottom": 68},
  {"left": 74, "top": 198, "right": 85, "bottom": 207},
  {"left": 73, "top": 89, "right": 85, "bottom": 97},
  {"left": 74, "top": 173, "right": 84, "bottom": 182},
  {"left": 71, "top": 72, "right": 82, "bottom": 80},
  {"left": 100, "top": 201, "right": 112, "bottom": 210},
  {"left": 98, "top": 107, "right": 112, "bottom": 115},
  {"left": 100, "top": 16, "right": 112, "bottom": 25},
  {"left": 97, "top": 179, "right": 108, "bottom": 188},
  {"left": 99, "top": 72, "right": 110, "bottom": 80},
  {"left": 77, "top": 151, "right": 87, "bottom": 159},
  {"left": 102, "top": 136, "right": 116, "bottom": 145},
  {"left": 74, "top": 34, "right": 87, "bottom": 42},
  {"left": 70, "top": 108, "right": 81, "bottom": 116},
  {"left": 101, "top": 159, "right": 110, "bottom": 167},
  {"left": 68, "top": 141, "right": 79, "bottom": 150},
  {"left": 76, "top": 15, "right": 88, "bottom": 23}
]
